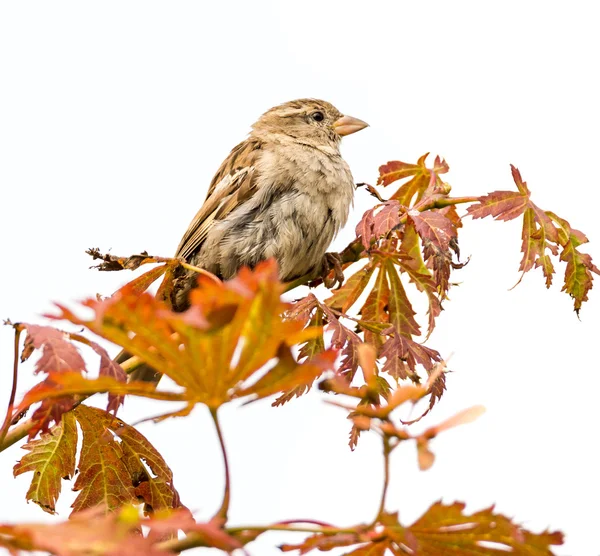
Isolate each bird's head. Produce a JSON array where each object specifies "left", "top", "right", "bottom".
[{"left": 252, "top": 99, "right": 368, "bottom": 149}]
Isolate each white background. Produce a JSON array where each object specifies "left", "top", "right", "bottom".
[{"left": 1, "top": 2, "right": 599, "bottom": 555}]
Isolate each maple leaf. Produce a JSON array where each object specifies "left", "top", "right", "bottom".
[
  {"left": 0, "top": 505, "right": 222, "bottom": 556},
  {"left": 14, "top": 371, "right": 186, "bottom": 438},
  {"left": 549, "top": 211, "right": 600, "bottom": 313},
  {"left": 356, "top": 206, "right": 377, "bottom": 249},
  {"left": 70, "top": 406, "right": 139, "bottom": 513},
  {"left": 398, "top": 222, "right": 442, "bottom": 337},
  {"left": 52, "top": 260, "right": 336, "bottom": 409},
  {"left": 71, "top": 405, "right": 184, "bottom": 515},
  {"left": 355, "top": 201, "right": 403, "bottom": 251},
  {"left": 408, "top": 209, "right": 457, "bottom": 252},
  {"left": 378, "top": 154, "right": 449, "bottom": 207},
  {"left": 359, "top": 265, "right": 390, "bottom": 349},
  {"left": 275, "top": 298, "right": 361, "bottom": 406},
  {"left": 122, "top": 264, "right": 170, "bottom": 294},
  {"left": 380, "top": 330, "right": 441, "bottom": 380},
  {"left": 327, "top": 262, "right": 376, "bottom": 313},
  {"left": 466, "top": 165, "right": 598, "bottom": 312},
  {"left": 467, "top": 190, "right": 530, "bottom": 221},
  {"left": 398, "top": 502, "right": 563, "bottom": 554},
  {"left": 19, "top": 381, "right": 79, "bottom": 438},
  {"left": 294, "top": 296, "right": 325, "bottom": 362},
  {"left": 373, "top": 201, "right": 402, "bottom": 238},
  {"left": 81, "top": 339, "right": 127, "bottom": 414},
  {"left": 13, "top": 401, "right": 185, "bottom": 516},
  {"left": 20, "top": 324, "right": 86, "bottom": 375},
  {"left": 13, "top": 412, "right": 77, "bottom": 514},
  {"left": 407, "top": 209, "right": 462, "bottom": 297},
  {"left": 383, "top": 258, "right": 420, "bottom": 339},
  {"left": 320, "top": 303, "right": 362, "bottom": 378}
]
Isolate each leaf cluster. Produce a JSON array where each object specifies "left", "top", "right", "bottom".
[{"left": 1, "top": 155, "right": 593, "bottom": 554}]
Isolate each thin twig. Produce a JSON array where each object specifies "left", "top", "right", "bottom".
[
  {"left": 374, "top": 435, "right": 392, "bottom": 522},
  {"left": 158, "top": 523, "right": 358, "bottom": 553},
  {"left": 0, "top": 414, "right": 35, "bottom": 451},
  {"left": 432, "top": 195, "right": 479, "bottom": 208},
  {"left": 0, "top": 327, "right": 23, "bottom": 445},
  {"left": 210, "top": 407, "right": 231, "bottom": 520},
  {"left": 180, "top": 262, "right": 222, "bottom": 285}
]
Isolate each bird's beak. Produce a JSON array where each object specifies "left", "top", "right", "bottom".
[{"left": 333, "top": 115, "right": 369, "bottom": 137}]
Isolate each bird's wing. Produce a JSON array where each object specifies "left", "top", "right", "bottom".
[{"left": 175, "top": 137, "right": 263, "bottom": 261}]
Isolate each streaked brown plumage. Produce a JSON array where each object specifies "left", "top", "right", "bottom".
[{"left": 127, "top": 99, "right": 368, "bottom": 383}]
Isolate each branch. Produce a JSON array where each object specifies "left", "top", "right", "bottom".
[
  {"left": 210, "top": 407, "right": 231, "bottom": 520},
  {"left": 158, "top": 523, "right": 359, "bottom": 553},
  {"left": 374, "top": 435, "right": 392, "bottom": 522},
  {"left": 0, "top": 325, "right": 22, "bottom": 446}
]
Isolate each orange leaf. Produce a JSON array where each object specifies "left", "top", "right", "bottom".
[
  {"left": 13, "top": 412, "right": 77, "bottom": 514},
  {"left": 72, "top": 405, "right": 184, "bottom": 515},
  {"left": 467, "top": 190, "right": 529, "bottom": 221},
  {"left": 327, "top": 262, "right": 376, "bottom": 313}
]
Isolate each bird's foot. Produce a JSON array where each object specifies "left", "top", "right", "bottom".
[{"left": 322, "top": 252, "right": 345, "bottom": 289}]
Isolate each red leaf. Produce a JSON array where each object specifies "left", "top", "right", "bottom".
[
  {"left": 408, "top": 210, "right": 457, "bottom": 252},
  {"left": 384, "top": 258, "right": 420, "bottom": 338},
  {"left": 372, "top": 201, "right": 401, "bottom": 238},
  {"left": 467, "top": 190, "right": 529, "bottom": 221},
  {"left": 360, "top": 267, "right": 390, "bottom": 349},
  {"left": 85, "top": 340, "right": 127, "bottom": 414},
  {"left": 20, "top": 324, "right": 86, "bottom": 374},
  {"left": 380, "top": 332, "right": 441, "bottom": 380},
  {"left": 356, "top": 207, "right": 376, "bottom": 249},
  {"left": 402, "top": 502, "right": 564, "bottom": 553},
  {"left": 327, "top": 263, "right": 376, "bottom": 313},
  {"left": 377, "top": 159, "right": 423, "bottom": 186}
]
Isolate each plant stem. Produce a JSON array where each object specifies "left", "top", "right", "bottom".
[
  {"left": 210, "top": 407, "right": 231, "bottom": 520},
  {"left": 432, "top": 195, "right": 479, "bottom": 208},
  {"left": 0, "top": 326, "right": 23, "bottom": 446},
  {"left": 0, "top": 419, "right": 34, "bottom": 452},
  {"left": 375, "top": 435, "right": 392, "bottom": 522},
  {"left": 158, "top": 524, "right": 358, "bottom": 553}
]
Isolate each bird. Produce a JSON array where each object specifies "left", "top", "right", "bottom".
[{"left": 126, "top": 98, "right": 368, "bottom": 383}]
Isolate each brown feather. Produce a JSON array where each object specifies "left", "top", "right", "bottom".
[{"left": 174, "top": 137, "right": 263, "bottom": 260}]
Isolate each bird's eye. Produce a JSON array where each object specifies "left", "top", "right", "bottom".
[{"left": 311, "top": 111, "right": 325, "bottom": 122}]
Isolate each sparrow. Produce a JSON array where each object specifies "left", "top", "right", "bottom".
[{"left": 126, "top": 98, "right": 368, "bottom": 383}]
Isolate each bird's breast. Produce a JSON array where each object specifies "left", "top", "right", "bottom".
[{"left": 198, "top": 144, "right": 355, "bottom": 281}]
